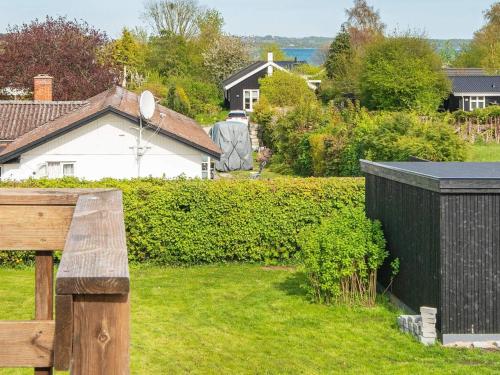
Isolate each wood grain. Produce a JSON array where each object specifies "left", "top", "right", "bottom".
[
  {"left": 0, "top": 321, "right": 55, "bottom": 368},
  {"left": 0, "top": 188, "right": 115, "bottom": 206},
  {"left": 71, "top": 294, "right": 130, "bottom": 375},
  {"left": 0, "top": 205, "right": 74, "bottom": 250},
  {"left": 35, "top": 252, "right": 54, "bottom": 375},
  {"left": 56, "top": 190, "right": 129, "bottom": 295},
  {"left": 54, "top": 295, "right": 73, "bottom": 371}
]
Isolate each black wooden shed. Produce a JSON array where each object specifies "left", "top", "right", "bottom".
[{"left": 361, "top": 161, "right": 500, "bottom": 344}]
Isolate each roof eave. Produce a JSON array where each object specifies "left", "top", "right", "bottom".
[{"left": 0, "top": 106, "right": 221, "bottom": 164}]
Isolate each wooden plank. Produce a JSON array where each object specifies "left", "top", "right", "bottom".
[
  {"left": 0, "top": 188, "right": 115, "bottom": 206},
  {"left": 71, "top": 294, "right": 129, "bottom": 375},
  {"left": 56, "top": 191, "right": 129, "bottom": 295},
  {"left": 0, "top": 205, "right": 74, "bottom": 250},
  {"left": 0, "top": 321, "right": 55, "bottom": 368},
  {"left": 54, "top": 295, "right": 73, "bottom": 371},
  {"left": 36, "top": 252, "right": 54, "bottom": 320},
  {"left": 35, "top": 252, "right": 54, "bottom": 375}
]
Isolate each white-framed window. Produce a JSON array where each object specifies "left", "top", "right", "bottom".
[
  {"left": 243, "top": 89, "right": 259, "bottom": 112},
  {"left": 201, "top": 156, "right": 215, "bottom": 180},
  {"left": 470, "top": 96, "right": 485, "bottom": 110},
  {"left": 44, "top": 162, "right": 76, "bottom": 178}
]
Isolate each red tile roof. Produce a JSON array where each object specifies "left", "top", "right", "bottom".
[
  {"left": 0, "top": 86, "right": 221, "bottom": 162},
  {"left": 0, "top": 101, "right": 86, "bottom": 140}
]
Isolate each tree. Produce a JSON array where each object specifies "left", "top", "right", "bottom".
[
  {"left": 455, "top": 2, "right": 500, "bottom": 72},
  {"left": 143, "top": 0, "right": 222, "bottom": 42},
  {"left": 147, "top": 30, "right": 203, "bottom": 78},
  {"left": 345, "top": 0, "right": 385, "bottom": 49},
  {"left": 360, "top": 36, "right": 450, "bottom": 112},
  {"left": 259, "top": 43, "right": 290, "bottom": 61},
  {"left": 0, "top": 16, "right": 119, "bottom": 100},
  {"left": 202, "top": 35, "right": 250, "bottom": 83},
  {"left": 259, "top": 70, "right": 316, "bottom": 108},
  {"left": 109, "top": 28, "right": 147, "bottom": 88}
]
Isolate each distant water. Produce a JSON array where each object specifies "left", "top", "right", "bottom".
[{"left": 282, "top": 48, "right": 320, "bottom": 64}]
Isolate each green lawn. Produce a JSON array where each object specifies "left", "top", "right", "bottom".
[
  {"left": 1, "top": 265, "right": 499, "bottom": 374},
  {"left": 467, "top": 143, "right": 500, "bottom": 161}
]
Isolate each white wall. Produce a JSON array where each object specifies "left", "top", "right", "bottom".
[{"left": 0, "top": 113, "right": 209, "bottom": 180}]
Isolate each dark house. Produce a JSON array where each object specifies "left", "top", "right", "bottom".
[
  {"left": 444, "top": 68, "right": 500, "bottom": 111},
  {"left": 362, "top": 160, "right": 500, "bottom": 344},
  {"left": 222, "top": 53, "right": 317, "bottom": 112}
]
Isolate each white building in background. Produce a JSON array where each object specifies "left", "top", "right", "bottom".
[{"left": 0, "top": 76, "right": 220, "bottom": 180}]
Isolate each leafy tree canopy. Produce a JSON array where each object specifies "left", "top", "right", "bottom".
[
  {"left": 0, "top": 16, "right": 119, "bottom": 100},
  {"left": 454, "top": 2, "right": 500, "bottom": 72},
  {"left": 360, "top": 35, "right": 450, "bottom": 112},
  {"left": 259, "top": 70, "right": 316, "bottom": 108}
]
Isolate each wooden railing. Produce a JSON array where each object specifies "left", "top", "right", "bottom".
[{"left": 0, "top": 189, "right": 130, "bottom": 375}]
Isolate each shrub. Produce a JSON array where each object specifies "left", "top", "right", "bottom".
[
  {"left": 259, "top": 70, "right": 316, "bottom": 108},
  {"left": 0, "top": 178, "right": 364, "bottom": 266},
  {"left": 298, "top": 207, "right": 387, "bottom": 306},
  {"left": 360, "top": 36, "right": 450, "bottom": 112}
]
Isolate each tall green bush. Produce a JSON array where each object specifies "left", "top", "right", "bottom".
[
  {"left": 298, "top": 207, "right": 387, "bottom": 306},
  {"left": 0, "top": 178, "right": 364, "bottom": 266}
]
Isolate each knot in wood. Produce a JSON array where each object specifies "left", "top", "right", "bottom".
[{"left": 97, "top": 329, "right": 110, "bottom": 345}]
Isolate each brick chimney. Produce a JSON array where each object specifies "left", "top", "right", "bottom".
[{"left": 33, "top": 74, "right": 53, "bottom": 101}]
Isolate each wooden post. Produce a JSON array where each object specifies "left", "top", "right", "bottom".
[
  {"left": 71, "top": 294, "right": 130, "bottom": 375},
  {"left": 35, "top": 251, "right": 54, "bottom": 375}
]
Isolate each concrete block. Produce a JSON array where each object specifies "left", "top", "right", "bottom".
[
  {"left": 420, "top": 306, "right": 437, "bottom": 316},
  {"left": 472, "top": 341, "right": 496, "bottom": 349}
]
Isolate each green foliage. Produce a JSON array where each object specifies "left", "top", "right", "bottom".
[
  {"left": 360, "top": 36, "right": 450, "bottom": 112},
  {"left": 259, "top": 42, "right": 290, "bottom": 61},
  {"left": 298, "top": 207, "right": 387, "bottom": 305},
  {"left": 0, "top": 178, "right": 365, "bottom": 266},
  {"left": 325, "top": 26, "right": 352, "bottom": 80},
  {"left": 260, "top": 104, "right": 468, "bottom": 177},
  {"left": 259, "top": 70, "right": 316, "bottom": 108},
  {"left": 322, "top": 26, "right": 361, "bottom": 104},
  {"left": 362, "top": 112, "right": 468, "bottom": 162},
  {"left": 163, "top": 76, "right": 222, "bottom": 117},
  {"left": 454, "top": 2, "right": 500, "bottom": 71}
]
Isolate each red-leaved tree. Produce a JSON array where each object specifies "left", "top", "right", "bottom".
[{"left": 0, "top": 16, "right": 119, "bottom": 100}]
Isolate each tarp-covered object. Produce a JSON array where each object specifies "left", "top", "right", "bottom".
[{"left": 210, "top": 121, "right": 253, "bottom": 172}]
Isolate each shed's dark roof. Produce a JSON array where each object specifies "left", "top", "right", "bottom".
[
  {"left": 361, "top": 160, "right": 500, "bottom": 193},
  {"left": 222, "top": 61, "right": 267, "bottom": 87},
  {"left": 0, "top": 101, "right": 86, "bottom": 140},
  {"left": 222, "top": 60, "right": 306, "bottom": 88},
  {"left": 449, "top": 75, "right": 500, "bottom": 94}
]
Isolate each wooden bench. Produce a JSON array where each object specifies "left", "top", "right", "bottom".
[{"left": 0, "top": 189, "right": 130, "bottom": 375}]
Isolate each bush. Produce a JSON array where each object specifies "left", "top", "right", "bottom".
[
  {"left": 0, "top": 177, "right": 364, "bottom": 266},
  {"left": 163, "top": 76, "right": 222, "bottom": 118},
  {"left": 259, "top": 70, "right": 316, "bottom": 108},
  {"left": 298, "top": 207, "right": 387, "bottom": 306},
  {"left": 360, "top": 36, "right": 450, "bottom": 112}
]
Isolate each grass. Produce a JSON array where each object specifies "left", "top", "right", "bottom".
[
  {"left": 1, "top": 264, "right": 499, "bottom": 374},
  {"left": 467, "top": 143, "right": 500, "bottom": 161}
]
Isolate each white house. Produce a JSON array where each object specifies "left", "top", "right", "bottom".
[{"left": 0, "top": 76, "right": 221, "bottom": 180}]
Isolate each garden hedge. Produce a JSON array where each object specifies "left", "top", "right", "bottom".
[{"left": 0, "top": 177, "right": 364, "bottom": 265}]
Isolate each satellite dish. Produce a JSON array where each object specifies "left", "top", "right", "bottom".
[{"left": 139, "top": 90, "right": 155, "bottom": 120}]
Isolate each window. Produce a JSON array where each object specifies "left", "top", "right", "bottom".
[
  {"left": 201, "top": 156, "right": 215, "bottom": 180},
  {"left": 470, "top": 96, "right": 485, "bottom": 110},
  {"left": 243, "top": 89, "right": 259, "bottom": 112},
  {"left": 62, "top": 163, "right": 75, "bottom": 177},
  {"left": 45, "top": 162, "right": 75, "bottom": 178}
]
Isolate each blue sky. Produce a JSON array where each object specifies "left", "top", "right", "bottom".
[{"left": 0, "top": 0, "right": 495, "bottom": 39}]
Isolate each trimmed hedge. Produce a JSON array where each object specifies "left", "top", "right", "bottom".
[{"left": 0, "top": 177, "right": 364, "bottom": 265}]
